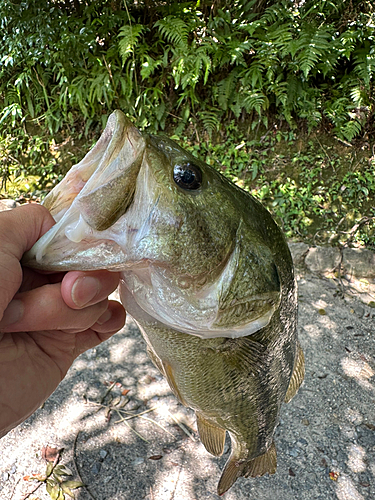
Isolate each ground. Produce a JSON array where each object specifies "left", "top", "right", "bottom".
[{"left": 0, "top": 248, "right": 374, "bottom": 500}]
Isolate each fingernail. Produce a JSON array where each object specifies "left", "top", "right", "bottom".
[
  {"left": 96, "top": 309, "right": 112, "bottom": 325},
  {"left": 0, "top": 300, "right": 24, "bottom": 327},
  {"left": 71, "top": 277, "right": 101, "bottom": 307}
]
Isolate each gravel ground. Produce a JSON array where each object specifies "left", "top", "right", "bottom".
[{"left": 1, "top": 258, "right": 374, "bottom": 500}]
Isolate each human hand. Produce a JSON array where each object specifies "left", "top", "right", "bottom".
[{"left": 0, "top": 203, "right": 126, "bottom": 437}]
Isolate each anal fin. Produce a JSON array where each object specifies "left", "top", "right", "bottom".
[
  {"left": 285, "top": 342, "right": 305, "bottom": 403},
  {"left": 217, "top": 440, "right": 277, "bottom": 496},
  {"left": 196, "top": 412, "right": 226, "bottom": 457}
]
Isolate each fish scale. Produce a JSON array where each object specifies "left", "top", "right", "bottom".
[{"left": 23, "top": 110, "right": 305, "bottom": 495}]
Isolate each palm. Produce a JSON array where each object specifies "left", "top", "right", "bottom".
[
  {"left": 0, "top": 204, "right": 125, "bottom": 438},
  {"left": 0, "top": 329, "right": 72, "bottom": 432}
]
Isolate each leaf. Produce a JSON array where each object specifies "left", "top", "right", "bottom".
[
  {"left": 55, "top": 465, "right": 73, "bottom": 476},
  {"left": 46, "top": 479, "right": 61, "bottom": 500},
  {"left": 42, "top": 446, "right": 61, "bottom": 463},
  {"left": 62, "top": 480, "right": 84, "bottom": 489},
  {"left": 61, "top": 484, "right": 76, "bottom": 498},
  {"left": 46, "top": 462, "right": 55, "bottom": 477}
]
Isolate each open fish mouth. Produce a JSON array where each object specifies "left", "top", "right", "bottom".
[{"left": 22, "top": 111, "right": 146, "bottom": 271}]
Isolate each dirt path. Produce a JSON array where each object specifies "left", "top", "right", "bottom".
[{"left": 1, "top": 253, "right": 374, "bottom": 500}]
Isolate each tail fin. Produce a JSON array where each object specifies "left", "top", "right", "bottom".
[{"left": 217, "top": 441, "right": 277, "bottom": 496}]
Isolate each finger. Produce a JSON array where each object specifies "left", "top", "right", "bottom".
[
  {"left": 0, "top": 204, "right": 55, "bottom": 315},
  {"left": 61, "top": 270, "right": 121, "bottom": 309},
  {"left": 19, "top": 268, "right": 66, "bottom": 292},
  {"left": 0, "top": 283, "right": 109, "bottom": 333},
  {"left": 91, "top": 300, "right": 126, "bottom": 335},
  {"left": 0, "top": 204, "right": 55, "bottom": 258},
  {"left": 70, "top": 301, "right": 126, "bottom": 356}
]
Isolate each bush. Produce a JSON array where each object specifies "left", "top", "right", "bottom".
[{"left": 1, "top": 0, "right": 374, "bottom": 139}]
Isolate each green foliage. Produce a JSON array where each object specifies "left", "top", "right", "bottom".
[
  {"left": 1, "top": 0, "right": 375, "bottom": 142},
  {"left": 178, "top": 127, "right": 375, "bottom": 248}
]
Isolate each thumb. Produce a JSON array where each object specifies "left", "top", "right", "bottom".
[{"left": 0, "top": 204, "right": 55, "bottom": 317}]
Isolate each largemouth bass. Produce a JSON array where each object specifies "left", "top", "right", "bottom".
[{"left": 23, "top": 110, "right": 304, "bottom": 495}]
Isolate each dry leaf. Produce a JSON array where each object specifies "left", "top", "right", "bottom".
[{"left": 42, "top": 446, "right": 61, "bottom": 463}]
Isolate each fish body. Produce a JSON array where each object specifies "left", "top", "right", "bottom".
[{"left": 23, "top": 111, "right": 304, "bottom": 494}]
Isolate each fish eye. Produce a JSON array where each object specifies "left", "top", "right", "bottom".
[{"left": 173, "top": 162, "right": 202, "bottom": 190}]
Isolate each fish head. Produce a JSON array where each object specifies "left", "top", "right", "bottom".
[{"left": 23, "top": 110, "right": 284, "bottom": 339}]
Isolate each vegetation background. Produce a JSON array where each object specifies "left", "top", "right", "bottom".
[{"left": 0, "top": 0, "right": 374, "bottom": 248}]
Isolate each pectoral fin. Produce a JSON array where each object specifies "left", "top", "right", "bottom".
[
  {"left": 284, "top": 342, "right": 305, "bottom": 403},
  {"left": 163, "top": 361, "right": 187, "bottom": 406},
  {"left": 196, "top": 412, "right": 226, "bottom": 457}
]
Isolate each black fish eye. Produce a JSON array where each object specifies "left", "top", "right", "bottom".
[{"left": 173, "top": 162, "right": 202, "bottom": 190}]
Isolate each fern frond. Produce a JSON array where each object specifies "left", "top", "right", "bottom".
[
  {"left": 241, "top": 60, "right": 265, "bottom": 89},
  {"left": 217, "top": 73, "right": 237, "bottom": 110},
  {"left": 296, "top": 26, "right": 332, "bottom": 78},
  {"left": 353, "top": 48, "right": 375, "bottom": 87},
  {"left": 261, "top": 1, "right": 291, "bottom": 25},
  {"left": 243, "top": 91, "right": 268, "bottom": 115},
  {"left": 155, "top": 16, "right": 189, "bottom": 47},
  {"left": 339, "top": 119, "right": 363, "bottom": 142},
  {"left": 118, "top": 24, "right": 145, "bottom": 64},
  {"left": 198, "top": 110, "right": 220, "bottom": 137}
]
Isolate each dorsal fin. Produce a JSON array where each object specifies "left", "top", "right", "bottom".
[{"left": 196, "top": 412, "right": 226, "bottom": 457}]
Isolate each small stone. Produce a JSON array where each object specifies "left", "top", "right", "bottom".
[
  {"left": 297, "top": 438, "right": 308, "bottom": 447},
  {"left": 302, "top": 419, "right": 310, "bottom": 426},
  {"left": 103, "top": 476, "right": 113, "bottom": 484},
  {"left": 10, "top": 465, "right": 17, "bottom": 474},
  {"left": 99, "top": 450, "right": 108, "bottom": 459},
  {"left": 1, "top": 472, "right": 9, "bottom": 481},
  {"left": 91, "top": 462, "right": 102, "bottom": 475},
  {"left": 288, "top": 447, "right": 300, "bottom": 457},
  {"left": 351, "top": 304, "right": 365, "bottom": 318},
  {"left": 132, "top": 457, "right": 145, "bottom": 466}
]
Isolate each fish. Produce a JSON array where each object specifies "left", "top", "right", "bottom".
[{"left": 23, "top": 110, "right": 304, "bottom": 495}]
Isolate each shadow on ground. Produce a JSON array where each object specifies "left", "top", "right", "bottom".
[{"left": 1, "top": 274, "right": 374, "bottom": 500}]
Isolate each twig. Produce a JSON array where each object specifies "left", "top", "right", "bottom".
[
  {"left": 334, "top": 136, "right": 352, "bottom": 147},
  {"left": 113, "top": 409, "right": 149, "bottom": 442},
  {"left": 167, "top": 112, "right": 183, "bottom": 120},
  {"left": 316, "top": 136, "right": 336, "bottom": 172},
  {"left": 19, "top": 481, "right": 43, "bottom": 500},
  {"left": 10, "top": 478, "right": 21, "bottom": 500},
  {"left": 73, "top": 431, "right": 97, "bottom": 500},
  {"left": 99, "top": 381, "right": 117, "bottom": 404},
  {"left": 170, "top": 448, "right": 186, "bottom": 500},
  {"left": 20, "top": 448, "right": 62, "bottom": 500},
  {"left": 166, "top": 410, "right": 196, "bottom": 442},
  {"left": 114, "top": 409, "right": 175, "bottom": 437}
]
